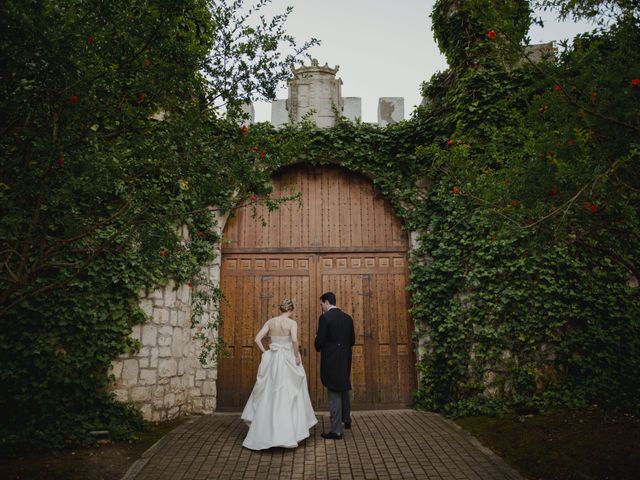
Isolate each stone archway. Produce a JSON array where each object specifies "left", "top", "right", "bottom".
[{"left": 217, "top": 164, "right": 417, "bottom": 410}]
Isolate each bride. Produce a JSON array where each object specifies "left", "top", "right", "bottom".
[{"left": 241, "top": 298, "right": 317, "bottom": 450}]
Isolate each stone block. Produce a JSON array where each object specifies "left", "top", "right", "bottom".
[
  {"left": 164, "top": 392, "right": 176, "bottom": 407},
  {"left": 204, "top": 397, "right": 216, "bottom": 412},
  {"left": 142, "top": 325, "right": 157, "bottom": 346},
  {"left": 201, "top": 380, "right": 216, "bottom": 396},
  {"left": 131, "top": 387, "right": 151, "bottom": 402},
  {"left": 271, "top": 99, "right": 289, "bottom": 127},
  {"left": 172, "top": 329, "right": 184, "bottom": 357},
  {"left": 110, "top": 361, "right": 123, "bottom": 380},
  {"left": 158, "top": 358, "right": 178, "bottom": 378},
  {"left": 150, "top": 347, "right": 159, "bottom": 368},
  {"left": 158, "top": 334, "right": 172, "bottom": 347},
  {"left": 151, "top": 410, "right": 166, "bottom": 422},
  {"left": 170, "top": 377, "right": 183, "bottom": 392},
  {"left": 343, "top": 97, "right": 362, "bottom": 121},
  {"left": 149, "top": 287, "right": 164, "bottom": 301},
  {"left": 177, "top": 359, "right": 185, "bottom": 376},
  {"left": 139, "top": 404, "right": 152, "bottom": 420},
  {"left": 138, "top": 358, "right": 149, "bottom": 368},
  {"left": 164, "top": 282, "right": 177, "bottom": 306},
  {"left": 177, "top": 284, "right": 190, "bottom": 304},
  {"left": 122, "top": 359, "right": 139, "bottom": 386},
  {"left": 139, "top": 369, "right": 157, "bottom": 386},
  {"left": 187, "top": 375, "right": 195, "bottom": 387},
  {"left": 377, "top": 97, "right": 404, "bottom": 126},
  {"left": 195, "top": 369, "right": 207, "bottom": 381},
  {"left": 130, "top": 325, "right": 142, "bottom": 341},
  {"left": 152, "top": 308, "right": 168, "bottom": 325},
  {"left": 192, "top": 397, "right": 204, "bottom": 412},
  {"left": 139, "top": 299, "right": 153, "bottom": 318},
  {"left": 136, "top": 346, "right": 150, "bottom": 358},
  {"left": 113, "top": 389, "right": 128, "bottom": 402},
  {"left": 158, "top": 346, "right": 172, "bottom": 357}
]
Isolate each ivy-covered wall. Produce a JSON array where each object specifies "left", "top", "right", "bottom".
[{"left": 239, "top": 0, "right": 640, "bottom": 416}]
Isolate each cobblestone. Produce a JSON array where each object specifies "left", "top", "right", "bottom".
[{"left": 122, "top": 410, "right": 524, "bottom": 480}]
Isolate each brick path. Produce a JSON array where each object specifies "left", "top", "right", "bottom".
[{"left": 122, "top": 410, "right": 524, "bottom": 480}]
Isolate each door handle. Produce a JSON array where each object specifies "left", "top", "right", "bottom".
[{"left": 360, "top": 331, "right": 373, "bottom": 338}]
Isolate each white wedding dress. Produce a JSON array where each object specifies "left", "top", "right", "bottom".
[{"left": 241, "top": 332, "right": 317, "bottom": 450}]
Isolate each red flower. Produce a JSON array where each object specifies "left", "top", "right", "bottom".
[
  {"left": 487, "top": 30, "right": 496, "bottom": 40},
  {"left": 566, "top": 138, "right": 573, "bottom": 146},
  {"left": 259, "top": 150, "right": 266, "bottom": 159},
  {"left": 69, "top": 95, "right": 79, "bottom": 105},
  {"left": 250, "top": 194, "right": 258, "bottom": 203},
  {"left": 591, "top": 92, "right": 598, "bottom": 99},
  {"left": 137, "top": 92, "right": 145, "bottom": 103},
  {"left": 491, "top": 235, "right": 497, "bottom": 242},
  {"left": 57, "top": 155, "right": 65, "bottom": 165},
  {"left": 240, "top": 125, "right": 249, "bottom": 136},
  {"left": 553, "top": 84, "right": 562, "bottom": 92},
  {"left": 590, "top": 204, "right": 600, "bottom": 213},
  {"left": 511, "top": 199, "right": 520, "bottom": 207},
  {"left": 523, "top": 249, "right": 529, "bottom": 257},
  {"left": 549, "top": 185, "right": 558, "bottom": 196},
  {"left": 452, "top": 186, "right": 460, "bottom": 194},
  {"left": 583, "top": 201, "right": 592, "bottom": 210},
  {"left": 160, "top": 249, "right": 167, "bottom": 257},
  {"left": 188, "top": 281, "right": 193, "bottom": 288},
  {"left": 447, "top": 138, "right": 454, "bottom": 145},
  {"left": 251, "top": 146, "right": 258, "bottom": 152},
  {"left": 631, "top": 78, "right": 640, "bottom": 87},
  {"left": 87, "top": 35, "right": 94, "bottom": 45}
]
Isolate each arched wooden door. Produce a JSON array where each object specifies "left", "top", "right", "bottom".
[{"left": 217, "top": 164, "right": 416, "bottom": 410}]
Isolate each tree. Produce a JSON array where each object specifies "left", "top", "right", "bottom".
[{"left": 0, "top": 0, "right": 314, "bottom": 449}]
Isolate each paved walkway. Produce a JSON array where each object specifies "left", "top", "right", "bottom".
[{"left": 122, "top": 410, "right": 524, "bottom": 480}]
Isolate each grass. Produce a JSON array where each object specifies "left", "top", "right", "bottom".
[
  {"left": 0, "top": 417, "right": 189, "bottom": 480},
  {"left": 455, "top": 407, "right": 640, "bottom": 480}
]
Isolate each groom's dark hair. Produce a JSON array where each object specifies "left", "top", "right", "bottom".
[{"left": 320, "top": 292, "right": 336, "bottom": 305}]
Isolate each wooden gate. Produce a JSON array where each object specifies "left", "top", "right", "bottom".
[{"left": 217, "top": 165, "right": 416, "bottom": 409}]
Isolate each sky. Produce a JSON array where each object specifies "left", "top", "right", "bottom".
[{"left": 250, "top": 0, "right": 596, "bottom": 123}]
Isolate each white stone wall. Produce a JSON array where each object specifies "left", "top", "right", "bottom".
[{"left": 110, "top": 228, "right": 223, "bottom": 421}]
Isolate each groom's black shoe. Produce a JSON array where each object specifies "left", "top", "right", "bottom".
[
  {"left": 321, "top": 432, "right": 343, "bottom": 440},
  {"left": 344, "top": 421, "right": 351, "bottom": 429}
]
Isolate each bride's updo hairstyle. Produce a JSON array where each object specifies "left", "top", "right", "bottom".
[{"left": 279, "top": 298, "right": 294, "bottom": 312}]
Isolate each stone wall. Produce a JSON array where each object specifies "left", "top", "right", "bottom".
[{"left": 110, "top": 228, "right": 223, "bottom": 422}]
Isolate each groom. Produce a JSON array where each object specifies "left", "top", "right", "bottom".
[{"left": 315, "top": 291, "right": 355, "bottom": 440}]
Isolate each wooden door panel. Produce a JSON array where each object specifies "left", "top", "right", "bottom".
[
  {"left": 222, "top": 165, "right": 409, "bottom": 252},
  {"left": 219, "top": 254, "right": 316, "bottom": 409}
]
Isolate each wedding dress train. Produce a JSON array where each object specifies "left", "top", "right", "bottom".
[{"left": 241, "top": 335, "right": 317, "bottom": 450}]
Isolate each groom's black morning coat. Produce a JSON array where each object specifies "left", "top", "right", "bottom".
[{"left": 314, "top": 307, "right": 356, "bottom": 392}]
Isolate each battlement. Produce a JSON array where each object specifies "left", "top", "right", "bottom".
[{"left": 242, "top": 59, "right": 406, "bottom": 128}]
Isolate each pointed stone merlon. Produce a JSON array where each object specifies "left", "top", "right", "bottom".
[
  {"left": 240, "top": 101, "right": 255, "bottom": 125},
  {"left": 378, "top": 97, "right": 404, "bottom": 126},
  {"left": 343, "top": 97, "right": 362, "bottom": 122},
  {"left": 271, "top": 99, "right": 288, "bottom": 127}
]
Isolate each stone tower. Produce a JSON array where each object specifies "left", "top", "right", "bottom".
[{"left": 286, "top": 59, "right": 343, "bottom": 127}]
